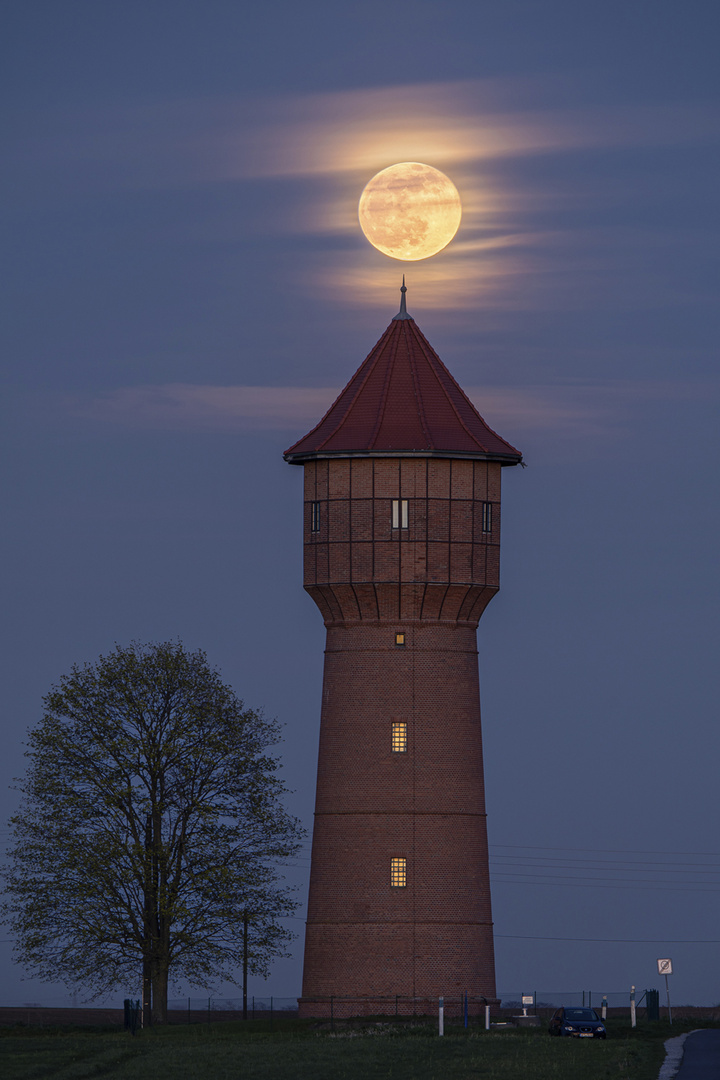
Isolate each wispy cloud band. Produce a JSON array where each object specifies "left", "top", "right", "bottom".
[
  {"left": 65, "top": 379, "right": 719, "bottom": 439},
  {"left": 11, "top": 78, "right": 718, "bottom": 192},
  {"left": 10, "top": 76, "right": 716, "bottom": 315}
]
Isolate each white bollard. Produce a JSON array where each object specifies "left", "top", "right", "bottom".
[
  {"left": 485, "top": 1004, "right": 490, "bottom": 1030},
  {"left": 439, "top": 997, "right": 444, "bottom": 1036}
]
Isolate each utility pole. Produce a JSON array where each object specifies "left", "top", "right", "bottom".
[{"left": 243, "top": 912, "right": 249, "bottom": 1020}]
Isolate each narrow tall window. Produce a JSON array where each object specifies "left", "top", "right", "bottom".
[
  {"left": 481, "top": 501, "right": 492, "bottom": 533},
  {"left": 395, "top": 632, "right": 405, "bottom": 647},
  {"left": 390, "top": 857, "right": 407, "bottom": 887},
  {"left": 391, "top": 722, "right": 408, "bottom": 753},
  {"left": 392, "top": 499, "right": 409, "bottom": 530},
  {"left": 310, "top": 501, "right": 321, "bottom": 533}
]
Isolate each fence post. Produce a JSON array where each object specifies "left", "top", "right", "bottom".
[
  {"left": 464, "top": 991, "right": 468, "bottom": 1029},
  {"left": 270, "top": 996, "right": 273, "bottom": 1031},
  {"left": 438, "top": 997, "right": 444, "bottom": 1036},
  {"left": 630, "top": 986, "right": 636, "bottom": 1028},
  {"left": 187, "top": 996, "right": 190, "bottom": 1025},
  {"left": 395, "top": 994, "right": 398, "bottom": 1017},
  {"left": 330, "top": 995, "right": 334, "bottom": 1031},
  {"left": 602, "top": 996, "right": 607, "bottom": 1020},
  {"left": 208, "top": 996, "right": 211, "bottom": 1024}
]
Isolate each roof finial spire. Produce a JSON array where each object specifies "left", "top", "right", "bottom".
[{"left": 392, "top": 275, "right": 413, "bottom": 321}]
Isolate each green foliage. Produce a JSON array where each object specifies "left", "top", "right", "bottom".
[{"left": 1, "top": 642, "right": 304, "bottom": 1016}]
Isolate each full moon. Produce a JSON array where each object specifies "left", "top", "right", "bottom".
[{"left": 358, "top": 162, "right": 462, "bottom": 261}]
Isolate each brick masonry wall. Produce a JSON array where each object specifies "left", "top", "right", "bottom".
[
  {"left": 299, "top": 456, "right": 503, "bottom": 1016},
  {"left": 303, "top": 457, "right": 501, "bottom": 625}
]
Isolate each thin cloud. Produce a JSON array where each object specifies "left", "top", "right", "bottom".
[
  {"left": 69, "top": 385, "right": 340, "bottom": 432},
  {"left": 10, "top": 78, "right": 718, "bottom": 193},
  {"left": 310, "top": 242, "right": 547, "bottom": 312},
  {"left": 308, "top": 221, "right": 713, "bottom": 312},
  {"left": 224, "top": 80, "right": 720, "bottom": 182},
  {"left": 65, "top": 378, "right": 719, "bottom": 438},
  {"left": 10, "top": 78, "right": 716, "bottom": 316}
]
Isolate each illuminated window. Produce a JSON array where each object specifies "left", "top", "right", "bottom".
[
  {"left": 481, "top": 501, "right": 492, "bottom": 533},
  {"left": 391, "top": 722, "right": 408, "bottom": 753},
  {"left": 390, "top": 857, "right": 407, "bottom": 887},
  {"left": 392, "top": 499, "right": 409, "bottom": 530},
  {"left": 395, "top": 633, "right": 405, "bottom": 647},
  {"left": 310, "top": 502, "right": 321, "bottom": 533}
]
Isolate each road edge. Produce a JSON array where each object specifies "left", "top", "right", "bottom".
[{"left": 658, "top": 1031, "right": 699, "bottom": 1080}]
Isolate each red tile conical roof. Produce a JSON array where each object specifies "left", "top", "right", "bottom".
[{"left": 284, "top": 287, "right": 522, "bottom": 465}]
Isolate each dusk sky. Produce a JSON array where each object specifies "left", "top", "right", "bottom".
[{"left": 2, "top": 1, "right": 719, "bottom": 1007}]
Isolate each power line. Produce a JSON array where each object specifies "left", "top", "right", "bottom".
[
  {"left": 492, "top": 870, "right": 720, "bottom": 886},
  {"left": 489, "top": 844, "right": 720, "bottom": 892},
  {"left": 490, "top": 843, "right": 720, "bottom": 858},
  {"left": 491, "top": 855, "right": 720, "bottom": 870},
  {"left": 491, "top": 876, "right": 720, "bottom": 893},
  {"left": 496, "top": 934, "right": 720, "bottom": 943}
]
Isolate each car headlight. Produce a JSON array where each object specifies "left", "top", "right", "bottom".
[
  {"left": 563, "top": 1025, "right": 574, "bottom": 1031},
  {"left": 596, "top": 1025, "right": 605, "bottom": 1033}
]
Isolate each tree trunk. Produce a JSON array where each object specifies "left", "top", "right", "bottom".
[
  {"left": 150, "top": 917, "right": 171, "bottom": 1024},
  {"left": 143, "top": 812, "right": 154, "bottom": 1025},
  {"left": 151, "top": 959, "right": 169, "bottom": 1025},
  {"left": 143, "top": 956, "right": 152, "bottom": 1027}
]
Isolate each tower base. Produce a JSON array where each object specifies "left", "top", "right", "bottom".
[{"left": 298, "top": 994, "right": 500, "bottom": 1020}]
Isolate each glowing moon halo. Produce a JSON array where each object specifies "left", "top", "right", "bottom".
[{"left": 358, "top": 162, "right": 462, "bottom": 261}]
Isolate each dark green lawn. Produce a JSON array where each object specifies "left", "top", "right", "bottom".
[{"left": 0, "top": 1016, "right": 701, "bottom": 1080}]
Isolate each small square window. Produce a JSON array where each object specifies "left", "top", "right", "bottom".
[
  {"left": 390, "top": 857, "right": 407, "bottom": 888},
  {"left": 481, "top": 501, "right": 492, "bottom": 533},
  {"left": 395, "top": 633, "right": 405, "bottom": 647},
  {"left": 392, "top": 499, "right": 409, "bottom": 530},
  {"left": 310, "top": 501, "right": 321, "bottom": 533},
  {"left": 391, "top": 722, "right": 408, "bottom": 753}
]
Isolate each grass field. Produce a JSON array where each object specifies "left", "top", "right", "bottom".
[{"left": 0, "top": 1015, "right": 707, "bottom": 1080}]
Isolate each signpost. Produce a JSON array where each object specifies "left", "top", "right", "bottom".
[{"left": 657, "top": 959, "right": 673, "bottom": 1024}]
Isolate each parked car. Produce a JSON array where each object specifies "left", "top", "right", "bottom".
[{"left": 548, "top": 1007, "right": 607, "bottom": 1038}]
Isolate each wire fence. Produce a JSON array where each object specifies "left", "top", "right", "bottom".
[
  {"left": 3, "top": 989, "right": 715, "bottom": 1026},
  {"left": 499, "top": 990, "right": 632, "bottom": 1009},
  {"left": 166, "top": 989, "right": 651, "bottom": 1022},
  {"left": 166, "top": 997, "right": 299, "bottom": 1023}
]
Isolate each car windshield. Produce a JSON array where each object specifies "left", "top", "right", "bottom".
[{"left": 564, "top": 1009, "right": 598, "bottom": 1021}]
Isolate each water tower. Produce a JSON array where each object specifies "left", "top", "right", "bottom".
[{"left": 284, "top": 284, "right": 522, "bottom": 1016}]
